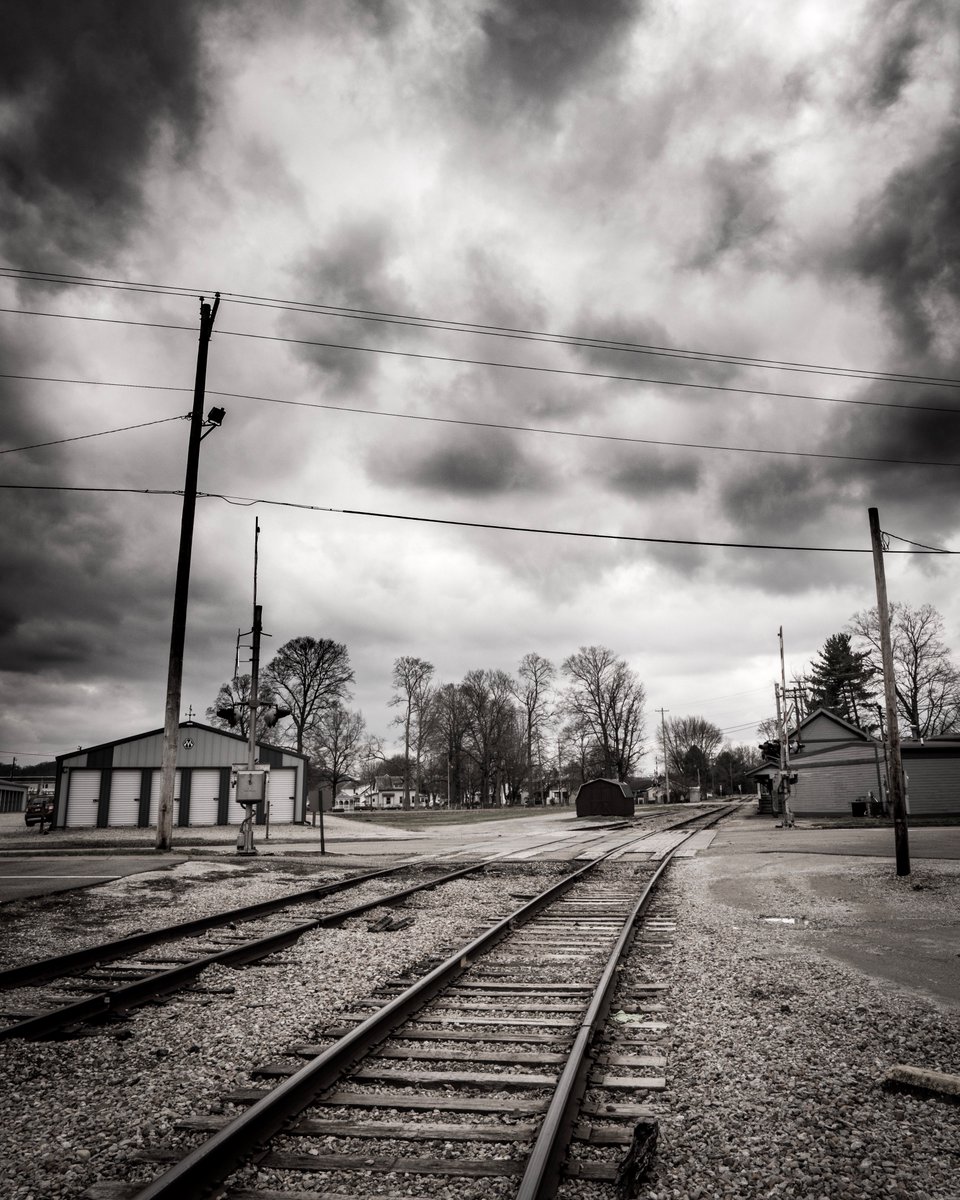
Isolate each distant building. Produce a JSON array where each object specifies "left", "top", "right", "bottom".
[
  {"left": 0, "top": 780, "right": 29, "bottom": 813},
  {"left": 53, "top": 721, "right": 308, "bottom": 828},
  {"left": 749, "top": 708, "right": 960, "bottom": 817}
]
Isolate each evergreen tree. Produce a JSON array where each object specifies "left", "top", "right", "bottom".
[{"left": 807, "top": 633, "right": 874, "bottom": 727}]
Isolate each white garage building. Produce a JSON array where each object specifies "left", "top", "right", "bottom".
[{"left": 52, "top": 721, "right": 309, "bottom": 829}]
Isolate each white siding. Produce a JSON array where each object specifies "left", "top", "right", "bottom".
[
  {"left": 148, "top": 771, "right": 181, "bottom": 826},
  {"left": 108, "top": 771, "right": 142, "bottom": 827},
  {"left": 227, "top": 780, "right": 247, "bottom": 824},
  {"left": 266, "top": 769, "right": 296, "bottom": 823},
  {"left": 67, "top": 771, "right": 101, "bottom": 827},
  {"left": 189, "top": 770, "right": 221, "bottom": 825}
]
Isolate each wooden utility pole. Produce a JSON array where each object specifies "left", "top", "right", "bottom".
[
  {"left": 778, "top": 628, "right": 794, "bottom": 827},
  {"left": 156, "top": 294, "right": 220, "bottom": 852},
  {"left": 658, "top": 708, "right": 671, "bottom": 803},
  {"left": 868, "top": 507, "right": 910, "bottom": 875}
]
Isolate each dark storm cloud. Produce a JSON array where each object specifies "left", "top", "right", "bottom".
[
  {"left": 845, "top": 127, "right": 960, "bottom": 357},
  {"left": 720, "top": 461, "right": 830, "bottom": 536},
  {"left": 377, "top": 430, "right": 550, "bottom": 496},
  {"left": 0, "top": 492, "right": 170, "bottom": 677},
  {"left": 816, "top": 396, "right": 960, "bottom": 544},
  {"left": 0, "top": 351, "right": 64, "bottom": 450},
  {"left": 569, "top": 310, "right": 743, "bottom": 391},
  {"left": 474, "top": 0, "right": 639, "bottom": 112},
  {"left": 292, "top": 221, "right": 412, "bottom": 392},
  {"left": 861, "top": 0, "right": 949, "bottom": 110},
  {"left": 869, "top": 23, "right": 921, "bottom": 109},
  {"left": 0, "top": 0, "right": 216, "bottom": 266},
  {"left": 684, "top": 153, "right": 780, "bottom": 270},
  {"left": 605, "top": 452, "right": 701, "bottom": 497}
]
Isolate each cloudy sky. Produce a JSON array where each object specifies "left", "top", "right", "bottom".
[{"left": 2, "top": 0, "right": 959, "bottom": 769}]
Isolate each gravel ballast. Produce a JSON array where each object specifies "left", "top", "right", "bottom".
[
  {"left": 1, "top": 846, "right": 957, "bottom": 1199},
  {"left": 0, "top": 862, "right": 561, "bottom": 1199}
]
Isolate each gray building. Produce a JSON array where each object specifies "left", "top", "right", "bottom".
[
  {"left": 0, "top": 780, "right": 30, "bottom": 813},
  {"left": 751, "top": 709, "right": 960, "bottom": 817},
  {"left": 53, "top": 721, "right": 308, "bottom": 828}
]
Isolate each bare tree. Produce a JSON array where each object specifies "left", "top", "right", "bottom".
[
  {"left": 308, "top": 704, "right": 367, "bottom": 808},
  {"left": 390, "top": 656, "right": 435, "bottom": 808},
  {"left": 510, "top": 652, "right": 556, "bottom": 800},
  {"left": 660, "top": 715, "right": 723, "bottom": 792},
  {"left": 432, "top": 682, "right": 469, "bottom": 806},
  {"left": 460, "top": 668, "right": 517, "bottom": 806},
  {"left": 849, "top": 603, "right": 960, "bottom": 738},
  {"left": 264, "top": 637, "right": 354, "bottom": 754},
  {"left": 206, "top": 675, "right": 276, "bottom": 741},
  {"left": 561, "top": 646, "right": 646, "bottom": 780}
]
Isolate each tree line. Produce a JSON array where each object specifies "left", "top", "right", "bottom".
[
  {"left": 207, "top": 642, "right": 648, "bottom": 807},
  {"left": 206, "top": 640, "right": 762, "bottom": 807},
  {"left": 774, "top": 601, "right": 960, "bottom": 741}
]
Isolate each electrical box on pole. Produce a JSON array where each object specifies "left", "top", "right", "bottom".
[{"left": 235, "top": 769, "right": 268, "bottom": 803}]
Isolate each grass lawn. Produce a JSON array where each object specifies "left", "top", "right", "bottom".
[
  {"left": 802, "top": 814, "right": 960, "bottom": 828},
  {"left": 336, "top": 806, "right": 575, "bottom": 831}
]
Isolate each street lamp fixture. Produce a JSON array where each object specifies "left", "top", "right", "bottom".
[{"left": 200, "top": 406, "right": 226, "bottom": 440}]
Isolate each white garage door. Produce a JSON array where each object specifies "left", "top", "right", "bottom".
[
  {"left": 189, "top": 770, "right": 221, "bottom": 825},
  {"left": 67, "top": 771, "right": 101, "bottom": 828},
  {"left": 148, "top": 771, "right": 181, "bottom": 826},
  {"left": 226, "top": 792, "right": 246, "bottom": 824},
  {"left": 108, "top": 771, "right": 142, "bottom": 827},
  {"left": 267, "top": 769, "right": 297, "bottom": 823}
]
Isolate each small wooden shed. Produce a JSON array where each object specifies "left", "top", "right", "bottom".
[{"left": 574, "top": 778, "right": 634, "bottom": 818}]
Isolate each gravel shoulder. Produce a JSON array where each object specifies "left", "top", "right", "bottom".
[{"left": 649, "top": 853, "right": 960, "bottom": 1200}]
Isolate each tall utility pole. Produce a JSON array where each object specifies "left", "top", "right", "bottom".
[
  {"left": 869, "top": 507, "right": 910, "bottom": 876},
  {"left": 658, "top": 708, "right": 671, "bottom": 803},
  {"left": 778, "top": 628, "right": 794, "bottom": 828},
  {"left": 156, "top": 294, "right": 221, "bottom": 852}
]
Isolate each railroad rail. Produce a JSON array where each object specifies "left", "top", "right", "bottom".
[
  {"left": 84, "top": 806, "right": 731, "bottom": 1199},
  {"left": 0, "top": 804, "right": 732, "bottom": 1043},
  {"left": 0, "top": 860, "right": 487, "bottom": 1041}
]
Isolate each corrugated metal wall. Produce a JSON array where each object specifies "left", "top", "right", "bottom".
[
  {"left": 903, "top": 755, "right": 960, "bottom": 815},
  {"left": 55, "top": 724, "right": 307, "bottom": 827}
]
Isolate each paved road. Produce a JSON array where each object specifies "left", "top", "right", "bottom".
[{"left": 0, "top": 855, "right": 189, "bottom": 902}]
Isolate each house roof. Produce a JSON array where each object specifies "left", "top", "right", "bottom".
[
  {"left": 55, "top": 720, "right": 309, "bottom": 765},
  {"left": 575, "top": 777, "right": 633, "bottom": 799},
  {"left": 793, "top": 707, "right": 872, "bottom": 743}
]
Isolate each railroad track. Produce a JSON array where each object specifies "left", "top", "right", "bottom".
[
  {"left": 82, "top": 809, "right": 729, "bottom": 1200},
  {"left": 0, "top": 860, "right": 488, "bottom": 1041},
  {"left": 0, "top": 805, "right": 732, "bottom": 1043}
]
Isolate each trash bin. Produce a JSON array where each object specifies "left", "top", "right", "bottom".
[
  {"left": 851, "top": 800, "right": 867, "bottom": 817},
  {"left": 868, "top": 799, "right": 883, "bottom": 817}
]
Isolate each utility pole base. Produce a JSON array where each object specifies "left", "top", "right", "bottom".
[{"left": 236, "top": 808, "right": 257, "bottom": 856}]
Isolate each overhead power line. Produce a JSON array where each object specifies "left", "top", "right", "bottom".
[
  {"left": 3, "top": 264, "right": 960, "bottom": 389},
  {"left": 0, "top": 414, "right": 188, "bottom": 455},
  {"left": 4, "top": 372, "right": 958, "bottom": 469},
  {"left": 2, "top": 308, "right": 960, "bottom": 416},
  {"left": 0, "top": 482, "right": 953, "bottom": 554}
]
